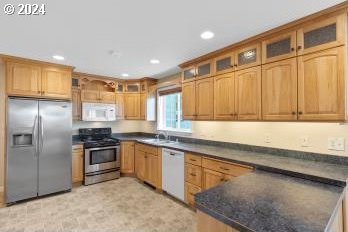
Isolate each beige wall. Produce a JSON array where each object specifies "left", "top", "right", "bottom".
[
  {"left": 72, "top": 120, "right": 143, "bottom": 135},
  {"left": 140, "top": 121, "right": 348, "bottom": 156}
]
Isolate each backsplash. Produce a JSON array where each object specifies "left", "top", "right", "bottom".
[{"left": 140, "top": 121, "right": 348, "bottom": 157}]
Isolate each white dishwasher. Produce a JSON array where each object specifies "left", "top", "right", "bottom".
[{"left": 162, "top": 148, "right": 185, "bottom": 202}]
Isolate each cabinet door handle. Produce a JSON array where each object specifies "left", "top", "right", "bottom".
[
  {"left": 292, "top": 112, "right": 296, "bottom": 115},
  {"left": 297, "top": 45, "right": 302, "bottom": 51},
  {"left": 37, "top": 91, "right": 41, "bottom": 94},
  {"left": 220, "top": 167, "right": 230, "bottom": 171},
  {"left": 291, "top": 47, "right": 295, "bottom": 51},
  {"left": 42, "top": 91, "right": 45, "bottom": 94},
  {"left": 298, "top": 111, "right": 303, "bottom": 115},
  {"left": 220, "top": 178, "right": 224, "bottom": 181},
  {"left": 234, "top": 64, "right": 238, "bottom": 67},
  {"left": 190, "top": 173, "right": 196, "bottom": 177},
  {"left": 189, "top": 158, "right": 196, "bottom": 162}
]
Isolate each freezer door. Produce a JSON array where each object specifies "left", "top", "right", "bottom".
[
  {"left": 6, "top": 98, "right": 39, "bottom": 203},
  {"left": 38, "top": 101, "right": 72, "bottom": 196}
]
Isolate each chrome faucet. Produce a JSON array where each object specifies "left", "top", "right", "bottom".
[{"left": 157, "top": 131, "right": 169, "bottom": 141}]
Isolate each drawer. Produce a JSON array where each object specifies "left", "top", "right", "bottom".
[
  {"left": 185, "top": 153, "right": 202, "bottom": 166},
  {"left": 185, "top": 182, "right": 201, "bottom": 206},
  {"left": 185, "top": 163, "right": 202, "bottom": 187},
  {"left": 135, "top": 143, "right": 158, "bottom": 155},
  {"left": 202, "top": 158, "right": 252, "bottom": 177},
  {"left": 72, "top": 145, "right": 83, "bottom": 152}
]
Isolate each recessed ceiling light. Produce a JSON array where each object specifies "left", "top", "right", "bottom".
[
  {"left": 150, "top": 59, "right": 160, "bottom": 64},
  {"left": 121, "top": 73, "right": 129, "bottom": 77},
  {"left": 200, "top": 31, "right": 214, "bottom": 40},
  {"left": 52, "top": 55, "right": 65, "bottom": 61}
]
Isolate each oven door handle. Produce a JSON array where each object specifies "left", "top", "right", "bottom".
[{"left": 85, "top": 146, "right": 119, "bottom": 151}]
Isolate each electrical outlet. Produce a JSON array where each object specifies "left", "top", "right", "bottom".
[
  {"left": 328, "top": 137, "right": 345, "bottom": 151},
  {"left": 301, "top": 136, "right": 310, "bottom": 147},
  {"left": 264, "top": 134, "right": 271, "bottom": 143}
]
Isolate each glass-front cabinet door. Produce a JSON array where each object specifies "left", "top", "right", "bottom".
[
  {"left": 213, "top": 53, "right": 234, "bottom": 75},
  {"left": 196, "top": 60, "right": 212, "bottom": 79},
  {"left": 235, "top": 43, "right": 261, "bottom": 70},
  {"left": 182, "top": 66, "right": 196, "bottom": 82},
  {"left": 117, "top": 82, "right": 124, "bottom": 93},
  {"left": 297, "top": 14, "right": 346, "bottom": 55},
  {"left": 262, "top": 31, "right": 296, "bottom": 64},
  {"left": 126, "top": 83, "right": 140, "bottom": 93}
]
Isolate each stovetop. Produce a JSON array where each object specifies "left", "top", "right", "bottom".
[{"left": 78, "top": 128, "right": 120, "bottom": 148}]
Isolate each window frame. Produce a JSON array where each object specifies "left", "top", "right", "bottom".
[{"left": 157, "top": 87, "right": 192, "bottom": 133}]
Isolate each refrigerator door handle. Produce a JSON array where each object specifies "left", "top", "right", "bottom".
[
  {"left": 39, "top": 115, "right": 44, "bottom": 154},
  {"left": 32, "top": 115, "right": 38, "bottom": 156}
]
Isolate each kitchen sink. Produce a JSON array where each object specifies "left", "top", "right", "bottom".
[{"left": 140, "top": 138, "right": 177, "bottom": 144}]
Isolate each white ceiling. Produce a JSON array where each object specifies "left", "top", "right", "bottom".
[{"left": 0, "top": 0, "right": 345, "bottom": 79}]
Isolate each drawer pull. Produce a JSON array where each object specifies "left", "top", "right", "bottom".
[
  {"left": 189, "top": 158, "right": 196, "bottom": 162},
  {"left": 220, "top": 167, "right": 230, "bottom": 171},
  {"left": 190, "top": 173, "right": 196, "bottom": 177}
]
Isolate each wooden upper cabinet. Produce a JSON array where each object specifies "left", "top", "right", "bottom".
[
  {"left": 214, "top": 73, "right": 235, "bottom": 120},
  {"left": 182, "top": 66, "right": 196, "bottom": 83},
  {"left": 262, "top": 31, "right": 297, "bottom": 64},
  {"left": 72, "top": 88, "right": 81, "bottom": 120},
  {"left": 196, "top": 77, "right": 214, "bottom": 120},
  {"left": 116, "top": 93, "right": 125, "bottom": 119},
  {"left": 41, "top": 67, "right": 72, "bottom": 99},
  {"left": 6, "top": 62, "right": 42, "bottom": 97},
  {"left": 81, "top": 90, "right": 100, "bottom": 103},
  {"left": 196, "top": 60, "right": 212, "bottom": 79},
  {"left": 297, "top": 14, "right": 347, "bottom": 55},
  {"left": 126, "top": 83, "right": 140, "bottom": 93},
  {"left": 235, "top": 66, "right": 261, "bottom": 120},
  {"left": 124, "top": 93, "right": 140, "bottom": 119},
  {"left": 262, "top": 58, "right": 298, "bottom": 121},
  {"left": 99, "top": 91, "right": 116, "bottom": 104},
  {"left": 213, "top": 53, "right": 235, "bottom": 75},
  {"left": 117, "top": 82, "right": 124, "bottom": 93},
  {"left": 235, "top": 43, "right": 261, "bottom": 70},
  {"left": 182, "top": 81, "right": 196, "bottom": 120},
  {"left": 298, "top": 47, "right": 345, "bottom": 121},
  {"left": 140, "top": 93, "right": 146, "bottom": 120}
]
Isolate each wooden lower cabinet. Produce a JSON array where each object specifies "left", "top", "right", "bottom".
[
  {"left": 134, "top": 143, "right": 161, "bottom": 189},
  {"left": 185, "top": 182, "right": 201, "bottom": 207},
  {"left": 135, "top": 149, "right": 146, "bottom": 181},
  {"left": 72, "top": 145, "right": 84, "bottom": 183},
  {"left": 185, "top": 163, "right": 202, "bottom": 186},
  {"left": 197, "top": 210, "right": 238, "bottom": 232},
  {"left": 298, "top": 46, "right": 345, "bottom": 121},
  {"left": 202, "top": 168, "right": 226, "bottom": 190},
  {"left": 121, "top": 142, "right": 135, "bottom": 174}
]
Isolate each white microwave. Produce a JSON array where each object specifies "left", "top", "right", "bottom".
[{"left": 82, "top": 103, "right": 116, "bottom": 121}]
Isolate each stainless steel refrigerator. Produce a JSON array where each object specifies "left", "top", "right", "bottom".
[{"left": 6, "top": 98, "right": 72, "bottom": 203}]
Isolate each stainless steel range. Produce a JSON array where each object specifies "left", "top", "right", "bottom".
[{"left": 79, "top": 128, "right": 120, "bottom": 185}]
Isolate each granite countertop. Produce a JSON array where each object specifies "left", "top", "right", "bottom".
[
  {"left": 73, "top": 134, "right": 348, "bottom": 231},
  {"left": 109, "top": 135, "right": 348, "bottom": 186},
  {"left": 195, "top": 170, "right": 344, "bottom": 232}
]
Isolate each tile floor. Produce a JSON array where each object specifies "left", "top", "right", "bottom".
[{"left": 0, "top": 178, "right": 196, "bottom": 232}]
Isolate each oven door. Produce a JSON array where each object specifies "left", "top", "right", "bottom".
[{"left": 85, "top": 146, "right": 120, "bottom": 173}]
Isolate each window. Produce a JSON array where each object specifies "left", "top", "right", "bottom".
[{"left": 157, "top": 91, "right": 191, "bottom": 133}]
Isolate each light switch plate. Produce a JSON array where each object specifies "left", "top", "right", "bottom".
[{"left": 264, "top": 134, "right": 271, "bottom": 143}]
